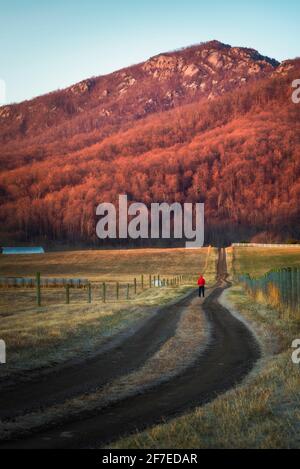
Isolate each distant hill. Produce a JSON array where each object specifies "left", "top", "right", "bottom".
[{"left": 0, "top": 41, "right": 299, "bottom": 245}]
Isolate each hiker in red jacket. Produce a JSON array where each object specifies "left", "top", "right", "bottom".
[{"left": 198, "top": 275, "right": 206, "bottom": 298}]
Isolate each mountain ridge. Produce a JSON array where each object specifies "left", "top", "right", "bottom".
[
  {"left": 0, "top": 41, "right": 300, "bottom": 245},
  {"left": 0, "top": 40, "right": 280, "bottom": 146}
]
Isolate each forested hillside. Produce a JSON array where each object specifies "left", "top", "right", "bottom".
[{"left": 0, "top": 41, "right": 299, "bottom": 246}]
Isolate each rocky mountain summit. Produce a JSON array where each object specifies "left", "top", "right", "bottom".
[{"left": 0, "top": 41, "right": 279, "bottom": 145}]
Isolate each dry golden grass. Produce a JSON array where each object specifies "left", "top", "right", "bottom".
[
  {"left": 250, "top": 283, "right": 282, "bottom": 313},
  {"left": 233, "top": 247, "right": 300, "bottom": 278},
  {"left": 231, "top": 246, "right": 300, "bottom": 319},
  {"left": 0, "top": 285, "right": 197, "bottom": 382},
  {"left": 0, "top": 247, "right": 210, "bottom": 281},
  {"left": 267, "top": 283, "right": 281, "bottom": 307}
]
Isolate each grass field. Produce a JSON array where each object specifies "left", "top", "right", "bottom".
[
  {"left": 0, "top": 247, "right": 215, "bottom": 382},
  {"left": 232, "top": 246, "right": 300, "bottom": 277},
  {"left": 230, "top": 245, "right": 300, "bottom": 318},
  {"left": 0, "top": 247, "right": 212, "bottom": 281}
]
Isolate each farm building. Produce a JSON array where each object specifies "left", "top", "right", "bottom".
[{"left": 1, "top": 247, "right": 45, "bottom": 255}]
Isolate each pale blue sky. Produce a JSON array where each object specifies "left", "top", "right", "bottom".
[{"left": 0, "top": 0, "right": 299, "bottom": 104}]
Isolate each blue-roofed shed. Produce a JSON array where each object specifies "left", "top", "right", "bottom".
[{"left": 1, "top": 247, "right": 45, "bottom": 255}]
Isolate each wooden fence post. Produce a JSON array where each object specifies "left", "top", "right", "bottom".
[
  {"left": 141, "top": 274, "right": 144, "bottom": 289},
  {"left": 297, "top": 268, "right": 300, "bottom": 316},
  {"left": 88, "top": 283, "right": 92, "bottom": 303},
  {"left": 292, "top": 268, "right": 296, "bottom": 313},
  {"left": 116, "top": 282, "right": 119, "bottom": 300},
  {"left": 149, "top": 275, "right": 152, "bottom": 288},
  {"left": 134, "top": 278, "right": 137, "bottom": 294},
  {"left": 66, "top": 284, "right": 70, "bottom": 304},
  {"left": 103, "top": 282, "right": 106, "bottom": 303},
  {"left": 36, "top": 272, "right": 41, "bottom": 307}
]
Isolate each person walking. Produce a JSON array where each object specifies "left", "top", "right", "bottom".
[{"left": 198, "top": 274, "right": 206, "bottom": 298}]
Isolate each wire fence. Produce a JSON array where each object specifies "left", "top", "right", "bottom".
[
  {"left": 0, "top": 247, "right": 213, "bottom": 307},
  {"left": 232, "top": 243, "right": 300, "bottom": 248},
  {"left": 0, "top": 277, "right": 89, "bottom": 288},
  {"left": 0, "top": 272, "right": 201, "bottom": 307},
  {"left": 239, "top": 267, "right": 300, "bottom": 319}
]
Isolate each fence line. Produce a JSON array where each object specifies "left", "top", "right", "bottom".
[
  {"left": 0, "top": 248, "right": 213, "bottom": 306},
  {"left": 232, "top": 243, "right": 300, "bottom": 248},
  {"left": 239, "top": 267, "right": 300, "bottom": 318},
  {"left": 0, "top": 274, "right": 197, "bottom": 289},
  {"left": 0, "top": 277, "right": 89, "bottom": 288},
  {"left": 0, "top": 272, "right": 201, "bottom": 307}
]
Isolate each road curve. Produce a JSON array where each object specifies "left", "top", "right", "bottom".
[{"left": 0, "top": 249, "right": 261, "bottom": 449}]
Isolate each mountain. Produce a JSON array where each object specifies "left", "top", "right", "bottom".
[
  {"left": 0, "top": 41, "right": 299, "bottom": 246},
  {"left": 0, "top": 41, "right": 278, "bottom": 165}
]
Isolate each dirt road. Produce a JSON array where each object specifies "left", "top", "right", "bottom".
[
  {"left": 0, "top": 249, "right": 260, "bottom": 448},
  {"left": 0, "top": 290, "right": 196, "bottom": 419}
]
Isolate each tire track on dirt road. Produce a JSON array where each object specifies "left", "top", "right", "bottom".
[
  {"left": 0, "top": 290, "right": 196, "bottom": 419},
  {"left": 0, "top": 248, "right": 261, "bottom": 449}
]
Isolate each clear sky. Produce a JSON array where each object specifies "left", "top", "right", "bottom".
[{"left": 0, "top": 0, "right": 299, "bottom": 104}]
